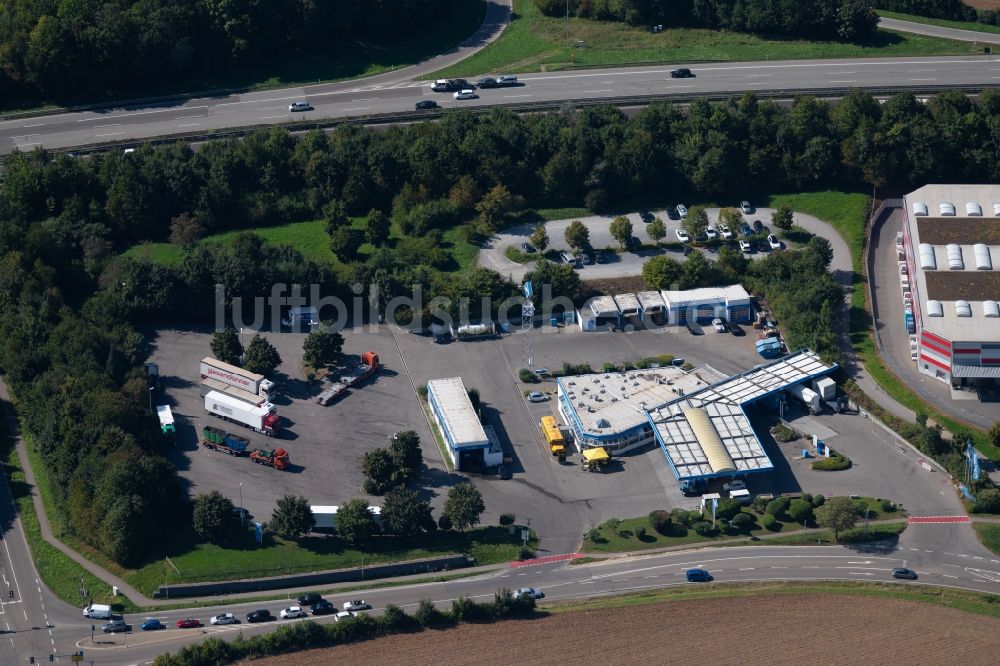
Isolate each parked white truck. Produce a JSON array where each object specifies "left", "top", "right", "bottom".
[
  {"left": 204, "top": 391, "right": 280, "bottom": 436},
  {"left": 199, "top": 357, "right": 275, "bottom": 401}
]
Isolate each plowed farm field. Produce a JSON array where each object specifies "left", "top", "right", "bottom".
[{"left": 244, "top": 593, "right": 1000, "bottom": 666}]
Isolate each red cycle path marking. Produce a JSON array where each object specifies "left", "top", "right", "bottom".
[{"left": 510, "top": 553, "right": 582, "bottom": 568}]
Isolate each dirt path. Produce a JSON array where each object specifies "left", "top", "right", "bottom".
[{"left": 244, "top": 593, "right": 1000, "bottom": 666}]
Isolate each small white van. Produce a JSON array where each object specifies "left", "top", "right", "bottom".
[
  {"left": 281, "top": 306, "right": 318, "bottom": 328},
  {"left": 83, "top": 603, "right": 113, "bottom": 619}
]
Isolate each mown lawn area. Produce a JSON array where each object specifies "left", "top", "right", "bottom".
[
  {"left": 879, "top": 9, "right": 1000, "bottom": 36},
  {"left": 123, "top": 524, "right": 533, "bottom": 596},
  {"left": 433, "top": 0, "right": 976, "bottom": 77},
  {"left": 973, "top": 523, "right": 1000, "bottom": 556}
]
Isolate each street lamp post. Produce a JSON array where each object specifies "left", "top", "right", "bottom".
[
  {"left": 239, "top": 481, "right": 244, "bottom": 528},
  {"left": 148, "top": 387, "right": 154, "bottom": 414}
]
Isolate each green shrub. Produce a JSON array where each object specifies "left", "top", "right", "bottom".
[
  {"left": 715, "top": 498, "right": 743, "bottom": 521},
  {"left": 751, "top": 496, "right": 770, "bottom": 514},
  {"left": 499, "top": 513, "right": 516, "bottom": 526},
  {"left": 602, "top": 362, "right": 618, "bottom": 373},
  {"left": 811, "top": 454, "right": 851, "bottom": 471},
  {"left": 771, "top": 423, "right": 798, "bottom": 442},
  {"left": 438, "top": 515, "right": 452, "bottom": 531},
  {"left": 761, "top": 514, "right": 781, "bottom": 531},
  {"left": 413, "top": 599, "right": 444, "bottom": 627},
  {"left": 731, "top": 512, "right": 754, "bottom": 531},
  {"left": 451, "top": 596, "right": 482, "bottom": 622},
  {"left": 802, "top": 493, "right": 813, "bottom": 505},
  {"left": 586, "top": 527, "right": 606, "bottom": 543},
  {"left": 692, "top": 521, "right": 714, "bottom": 537},
  {"left": 788, "top": 499, "right": 814, "bottom": 524},
  {"left": 605, "top": 517, "right": 622, "bottom": 531},
  {"left": 518, "top": 368, "right": 537, "bottom": 383},
  {"left": 765, "top": 497, "right": 790, "bottom": 519},
  {"left": 378, "top": 604, "right": 410, "bottom": 632},
  {"left": 877, "top": 498, "right": 896, "bottom": 513},
  {"left": 634, "top": 526, "right": 647, "bottom": 539},
  {"left": 970, "top": 488, "right": 1000, "bottom": 514},
  {"left": 812, "top": 494, "right": 826, "bottom": 507},
  {"left": 852, "top": 498, "right": 872, "bottom": 516},
  {"left": 518, "top": 546, "right": 535, "bottom": 560}
]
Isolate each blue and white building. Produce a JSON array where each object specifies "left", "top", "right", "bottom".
[{"left": 427, "top": 377, "right": 503, "bottom": 470}]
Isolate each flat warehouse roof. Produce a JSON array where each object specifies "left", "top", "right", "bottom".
[
  {"left": 426, "top": 377, "right": 489, "bottom": 448},
  {"left": 589, "top": 296, "right": 620, "bottom": 317},
  {"left": 614, "top": 293, "right": 640, "bottom": 313},
  {"left": 661, "top": 284, "right": 751, "bottom": 307},
  {"left": 636, "top": 291, "right": 665, "bottom": 311},
  {"left": 646, "top": 350, "right": 836, "bottom": 480}
]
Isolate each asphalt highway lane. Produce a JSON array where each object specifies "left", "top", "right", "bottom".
[{"left": 3, "top": 55, "right": 999, "bottom": 154}]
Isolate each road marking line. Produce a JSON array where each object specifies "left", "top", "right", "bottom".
[
  {"left": 973, "top": 556, "right": 983, "bottom": 560},
  {"left": 501, "top": 94, "right": 531, "bottom": 98},
  {"left": 771, "top": 566, "right": 789, "bottom": 569},
  {"left": 178, "top": 123, "right": 200, "bottom": 128},
  {"left": 260, "top": 115, "right": 287, "bottom": 120},
  {"left": 94, "top": 123, "right": 120, "bottom": 128},
  {"left": 829, "top": 80, "right": 856, "bottom": 83},
  {"left": 943, "top": 563, "right": 960, "bottom": 567},
  {"left": 353, "top": 98, "right": 379, "bottom": 102},
  {"left": 584, "top": 89, "right": 614, "bottom": 93},
  {"left": 747, "top": 73, "right": 774, "bottom": 77},
  {"left": 21, "top": 123, "right": 46, "bottom": 128},
  {"left": 342, "top": 107, "right": 370, "bottom": 111},
  {"left": 848, "top": 572, "right": 874, "bottom": 575},
  {"left": 96, "top": 132, "right": 125, "bottom": 137},
  {"left": 75, "top": 105, "right": 209, "bottom": 121},
  {"left": 908, "top": 77, "right": 937, "bottom": 81},
  {"left": 943, "top": 574, "right": 958, "bottom": 578}
]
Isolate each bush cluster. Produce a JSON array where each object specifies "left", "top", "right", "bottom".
[{"left": 811, "top": 453, "right": 852, "bottom": 471}]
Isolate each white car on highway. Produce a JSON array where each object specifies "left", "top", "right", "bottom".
[
  {"left": 343, "top": 600, "right": 371, "bottom": 612},
  {"left": 288, "top": 101, "right": 311, "bottom": 112},
  {"left": 453, "top": 89, "right": 476, "bottom": 100},
  {"left": 335, "top": 611, "right": 357, "bottom": 622},
  {"left": 514, "top": 587, "right": 545, "bottom": 599},
  {"left": 280, "top": 606, "right": 307, "bottom": 619},
  {"left": 210, "top": 613, "right": 239, "bottom": 625},
  {"left": 675, "top": 228, "right": 690, "bottom": 243}
]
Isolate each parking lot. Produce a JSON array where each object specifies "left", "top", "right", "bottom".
[{"left": 147, "top": 325, "right": 444, "bottom": 526}]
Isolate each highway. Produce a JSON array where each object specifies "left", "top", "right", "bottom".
[
  {"left": 2, "top": 54, "right": 999, "bottom": 154},
  {"left": 7, "top": 529, "right": 996, "bottom": 666}
]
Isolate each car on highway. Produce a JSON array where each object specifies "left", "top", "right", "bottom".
[
  {"left": 176, "top": 618, "right": 202, "bottom": 629},
  {"left": 527, "top": 391, "right": 548, "bottom": 403},
  {"left": 280, "top": 606, "right": 307, "bottom": 619},
  {"left": 343, "top": 599, "right": 372, "bottom": 612},
  {"left": 739, "top": 240, "right": 752, "bottom": 253},
  {"left": 686, "top": 568, "right": 712, "bottom": 582},
  {"left": 140, "top": 619, "right": 164, "bottom": 631},
  {"left": 514, "top": 587, "right": 545, "bottom": 599},
  {"left": 675, "top": 204, "right": 688, "bottom": 218},
  {"left": 892, "top": 567, "right": 918, "bottom": 580},
  {"left": 210, "top": 613, "right": 239, "bottom": 625},
  {"left": 246, "top": 609, "right": 274, "bottom": 623},
  {"left": 497, "top": 74, "right": 519, "bottom": 86},
  {"left": 712, "top": 318, "right": 726, "bottom": 333},
  {"left": 741, "top": 201, "right": 753, "bottom": 214},
  {"left": 767, "top": 234, "right": 781, "bottom": 249},
  {"left": 310, "top": 600, "right": 337, "bottom": 615},
  {"left": 718, "top": 223, "right": 732, "bottom": 239},
  {"left": 520, "top": 242, "right": 535, "bottom": 253},
  {"left": 288, "top": 101, "right": 312, "bottom": 112},
  {"left": 670, "top": 68, "right": 694, "bottom": 78},
  {"left": 675, "top": 228, "right": 690, "bottom": 243},
  {"left": 298, "top": 592, "right": 323, "bottom": 606},
  {"left": 476, "top": 77, "right": 500, "bottom": 88},
  {"left": 453, "top": 89, "right": 476, "bottom": 100},
  {"left": 335, "top": 611, "right": 357, "bottom": 622},
  {"left": 102, "top": 620, "right": 131, "bottom": 633},
  {"left": 432, "top": 78, "right": 469, "bottom": 92},
  {"left": 415, "top": 100, "right": 439, "bottom": 110}
]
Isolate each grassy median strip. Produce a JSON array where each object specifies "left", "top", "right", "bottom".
[
  {"left": 545, "top": 580, "right": 1000, "bottom": 619},
  {"left": 433, "top": 0, "right": 976, "bottom": 77},
  {"left": 973, "top": 523, "right": 1000, "bottom": 556}
]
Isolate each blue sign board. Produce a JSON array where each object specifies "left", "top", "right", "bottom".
[{"left": 254, "top": 522, "right": 263, "bottom": 544}]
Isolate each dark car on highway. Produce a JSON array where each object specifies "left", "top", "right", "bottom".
[
  {"left": 298, "top": 592, "right": 323, "bottom": 606},
  {"left": 246, "top": 609, "right": 274, "bottom": 623},
  {"left": 670, "top": 68, "right": 694, "bottom": 78},
  {"left": 686, "top": 568, "right": 712, "bottom": 582},
  {"left": 415, "top": 100, "right": 439, "bottom": 110},
  {"left": 176, "top": 618, "right": 202, "bottom": 629},
  {"left": 476, "top": 77, "right": 500, "bottom": 88},
  {"left": 310, "top": 600, "right": 336, "bottom": 615},
  {"left": 891, "top": 567, "right": 918, "bottom": 580}
]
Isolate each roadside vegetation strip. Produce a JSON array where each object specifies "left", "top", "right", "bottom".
[
  {"left": 973, "top": 523, "right": 1000, "bottom": 556},
  {"left": 879, "top": 9, "right": 1000, "bottom": 36},
  {"left": 2, "top": 441, "right": 138, "bottom": 612},
  {"left": 545, "top": 581, "right": 1000, "bottom": 620},
  {"left": 431, "top": 0, "right": 976, "bottom": 78}
]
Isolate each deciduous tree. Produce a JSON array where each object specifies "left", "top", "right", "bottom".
[
  {"left": 443, "top": 482, "right": 485, "bottom": 531},
  {"left": 210, "top": 328, "right": 243, "bottom": 366},
  {"left": 242, "top": 334, "right": 281, "bottom": 376},
  {"left": 270, "top": 495, "right": 315, "bottom": 540},
  {"left": 302, "top": 330, "right": 344, "bottom": 368},
  {"left": 530, "top": 223, "right": 549, "bottom": 253},
  {"left": 815, "top": 496, "right": 857, "bottom": 542},
  {"left": 609, "top": 216, "right": 633, "bottom": 249},
  {"left": 646, "top": 217, "right": 666, "bottom": 245},
  {"left": 564, "top": 220, "right": 590, "bottom": 251},
  {"left": 381, "top": 488, "right": 432, "bottom": 538},
  {"left": 192, "top": 491, "right": 237, "bottom": 544},
  {"left": 335, "top": 498, "right": 379, "bottom": 544}
]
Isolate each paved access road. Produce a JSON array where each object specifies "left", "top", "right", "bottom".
[
  {"left": 2, "top": 55, "right": 999, "bottom": 154},
  {"left": 13, "top": 534, "right": 999, "bottom": 666}
]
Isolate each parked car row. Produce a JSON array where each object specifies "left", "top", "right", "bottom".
[{"left": 561, "top": 250, "right": 613, "bottom": 268}]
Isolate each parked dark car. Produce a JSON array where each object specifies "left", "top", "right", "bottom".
[
  {"left": 595, "top": 250, "right": 611, "bottom": 264},
  {"left": 415, "top": 100, "right": 439, "bottom": 110},
  {"left": 246, "top": 609, "right": 274, "bottom": 623},
  {"left": 670, "top": 68, "right": 694, "bottom": 78},
  {"left": 752, "top": 219, "right": 764, "bottom": 232},
  {"left": 297, "top": 592, "right": 323, "bottom": 606},
  {"left": 434, "top": 332, "right": 452, "bottom": 344},
  {"left": 730, "top": 325, "right": 746, "bottom": 337},
  {"left": 310, "top": 600, "right": 337, "bottom": 615},
  {"left": 740, "top": 223, "right": 753, "bottom": 237}
]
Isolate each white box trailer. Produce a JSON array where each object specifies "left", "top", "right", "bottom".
[
  {"left": 200, "top": 378, "right": 269, "bottom": 407},
  {"left": 204, "top": 391, "right": 280, "bottom": 436},
  {"left": 199, "top": 357, "right": 275, "bottom": 400},
  {"left": 310, "top": 505, "right": 382, "bottom": 531},
  {"left": 812, "top": 377, "right": 836, "bottom": 401}
]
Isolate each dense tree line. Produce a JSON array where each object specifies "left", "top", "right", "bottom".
[
  {"left": 876, "top": 0, "right": 1000, "bottom": 26},
  {"left": 3, "top": 90, "right": 1000, "bottom": 564},
  {"left": 534, "top": 0, "right": 879, "bottom": 41},
  {"left": 0, "top": 0, "right": 442, "bottom": 101}
]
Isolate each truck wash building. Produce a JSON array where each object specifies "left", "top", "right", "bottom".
[
  {"left": 646, "top": 350, "right": 835, "bottom": 481},
  {"left": 661, "top": 285, "right": 752, "bottom": 325},
  {"left": 426, "top": 377, "right": 503, "bottom": 470},
  {"left": 901, "top": 185, "right": 1000, "bottom": 395}
]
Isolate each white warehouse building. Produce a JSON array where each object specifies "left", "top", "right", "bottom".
[{"left": 426, "top": 377, "right": 503, "bottom": 470}]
